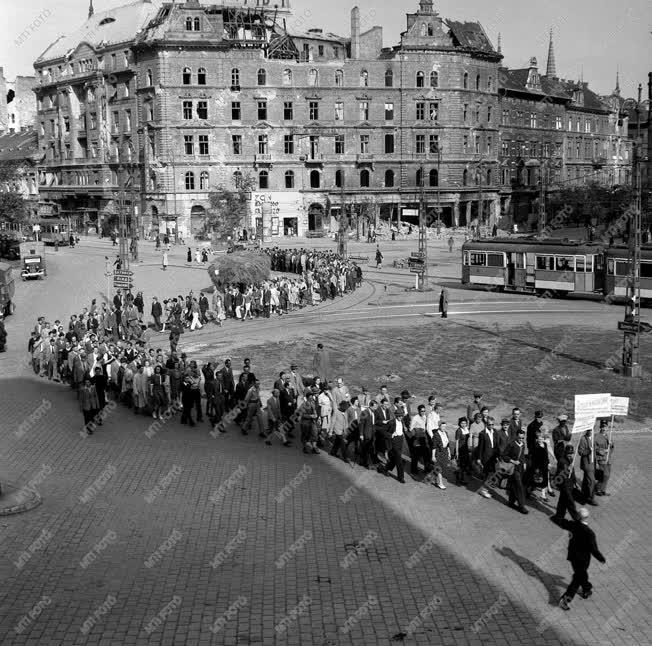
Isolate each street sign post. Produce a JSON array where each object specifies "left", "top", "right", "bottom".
[{"left": 113, "top": 269, "right": 134, "bottom": 290}]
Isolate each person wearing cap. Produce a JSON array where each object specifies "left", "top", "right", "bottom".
[
  {"left": 507, "top": 407, "right": 523, "bottom": 443},
  {"left": 299, "top": 390, "right": 319, "bottom": 454},
  {"left": 577, "top": 426, "right": 598, "bottom": 506},
  {"left": 497, "top": 418, "right": 511, "bottom": 456},
  {"left": 558, "top": 507, "right": 606, "bottom": 611},
  {"left": 552, "top": 414, "right": 572, "bottom": 461},
  {"left": 526, "top": 410, "right": 544, "bottom": 456},
  {"left": 594, "top": 419, "right": 613, "bottom": 496},
  {"left": 466, "top": 392, "right": 483, "bottom": 425},
  {"left": 527, "top": 426, "right": 550, "bottom": 501},
  {"left": 550, "top": 444, "right": 580, "bottom": 523}
]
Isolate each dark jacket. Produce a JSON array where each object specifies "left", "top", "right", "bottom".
[
  {"left": 476, "top": 429, "right": 499, "bottom": 465},
  {"left": 359, "top": 408, "right": 375, "bottom": 441},
  {"left": 151, "top": 301, "right": 163, "bottom": 317},
  {"left": 559, "top": 519, "right": 606, "bottom": 566}
]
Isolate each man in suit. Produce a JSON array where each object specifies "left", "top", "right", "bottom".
[
  {"left": 287, "top": 364, "right": 305, "bottom": 405},
  {"left": 497, "top": 418, "right": 511, "bottom": 456},
  {"left": 198, "top": 292, "right": 209, "bottom": 323},
  {"left": 507, "top": 407, "right": 523, "bottom": 443},
  {"left": 577, "top": 427, "right": 598, "bottom": 506},
  {"left": 358, "top": 401, "right": 378, "bottom": 468},
  {"left": 552, "top": 414, "right": 572, "bottom": 461},
  {"left": 265, "top": 389, "right": 290, "bottom": 446},
  {"left": 151, "top": 297, "right": 163, "bottom": 332},
  {"left": 558, "top": 507, "right": 606, "bottom": 611},
  {"left": 263, "top": 286, "right": 272, "bottom": 318},
  {"left": 220, "top": 358, "right": 235, "bottom": 410},
  {"left": 374, "top": 398, "right": 394, "bottom": 462},
  {"left": 551, "top": 445, "right": 580, "bottom": 523},
  {"left": 503, "top": 430, "right": 529, "bottom": 514},
  {"left": 344, "top": 396, "right": 362, "bottom": 464},
  {"left": 476, "top": 417, "right": 500, "bottom": 498},
  {"left": 378, "top": 398, "right": 406, "bottom": 483},
  {"left": 526, "top": 410, "right": 544, "bottom": 456},
  {"left": 594, "top": 419, "right": 613, "bottom": 496}
]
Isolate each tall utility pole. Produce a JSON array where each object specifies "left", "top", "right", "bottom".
[
  {"left": 338, "top": 172, "right": 348, "bottom": 258},
  {"left": 417, "top": 164, "right": 428, "bottom": 291},
  {"left": 621, "top": 82, "right": 644, "bottom": 377},
  {"left": 118, "top": 164, "right": 130, "bottom": 272}
]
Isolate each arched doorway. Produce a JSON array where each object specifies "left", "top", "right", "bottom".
[
  {"left": 190, "top": 205, "right": 206, "bottom": 238},
  {"left": 308, "top": 203, "right": 324, "bottom": 232}
]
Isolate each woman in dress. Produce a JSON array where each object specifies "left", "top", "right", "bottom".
[
  {"left": 132, "top": 364, "right": 149, "bottom": 414},
  {"left": 214, "top": 295, "right": 226, "bottom": 327},
  {"left": 432, "top": 421, "right": 451, "bottom": 489},
  {"left": 454, "top": 417, "right": 472, "bottom": 486},
  {"left": 150, "top": 365, "right": 169, "bottom": 419},
  {"left": 168, "top": 360, "right": 182, "bottom": 409},
  {"left": 186, "top": 247, "right": 192, "bottom": 263}
]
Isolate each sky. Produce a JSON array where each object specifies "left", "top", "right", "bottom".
[{"left": 1, "top": 0, "right": 650, "bottom": 99}]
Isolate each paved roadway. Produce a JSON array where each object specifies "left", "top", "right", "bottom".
[{"left": 0, "top": 236, "right": 650, "bottom": 645}]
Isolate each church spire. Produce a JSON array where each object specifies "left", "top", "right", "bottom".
[
  {"left": 546, "top": 28, "right": 556, "bottom": 77},
  {"left": 88, "top": 0, "right": 94, "bottom": 19},
  {"left": 614, "top": 69, "right": 621, "bottom": 95},
  {"left": 497, "top": 32, "right": 502, "bottom": 55}
]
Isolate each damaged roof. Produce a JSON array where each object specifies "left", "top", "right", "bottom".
[{"left": 446, "top": 20, "right": 496, "bottom": 54}]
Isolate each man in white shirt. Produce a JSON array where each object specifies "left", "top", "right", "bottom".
[
  {"left": 331, "top": 377, "right": 350, "bottom": 409},
  {"left": 409, "top": 405, "right": 432, "bottom": 475},
  {"left": 426, "top": 402, "right": 441, "bottom": 439},
  {"left": 379, "top": 398, "right": 406, "bottom": 483}
]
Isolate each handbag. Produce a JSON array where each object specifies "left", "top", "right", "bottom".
[{"left": 496, "top": 460, "right": 515, "bottom": 477}]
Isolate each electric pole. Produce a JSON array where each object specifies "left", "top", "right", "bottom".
[{"left": 417, "top": 165, "right": 428, "bottom": 291}]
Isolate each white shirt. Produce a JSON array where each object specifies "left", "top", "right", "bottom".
[
  {"left": 393, "top": 417, "right": 404, "bottom": 437},
  {"left": 437, "top": 429, "right": 449, "bottom": 449},
  {"left": 426, "top": 411, "right": 440, "bottom": 437}
]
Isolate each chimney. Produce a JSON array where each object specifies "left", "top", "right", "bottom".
[{"left": 351, "top": 6, "right": 360, "bottom": 60}]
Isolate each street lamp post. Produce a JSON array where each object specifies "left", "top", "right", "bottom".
[{"left": 417, "top": 164, "right": 428, "bottom": 291}]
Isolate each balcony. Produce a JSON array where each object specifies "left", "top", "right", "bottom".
[
  {"left": 303, "top": 154, "right": 324, "bottom": 165},
  {"left": 254, "top": 153, "right": 273, "bottom": 166},
  {"left": 356, "top": 153, "right": 375, "bottom": 164}
]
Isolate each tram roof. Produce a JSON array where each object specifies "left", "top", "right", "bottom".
[{"left": 461, "top": 237, "right": 605, "bottom": 254}]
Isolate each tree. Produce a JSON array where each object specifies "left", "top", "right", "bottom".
[
  {"left": 206, "top": 173, "right": 255, "bottom": 241},
  {"left": 0, "top": 192, "right": 27, "bottom": 223}
]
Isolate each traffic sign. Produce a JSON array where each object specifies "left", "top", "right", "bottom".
[
  {"left": 113, "top": 276, "right": 133, "bottom": 288},
  {"left": 410, "top": 252, "right": 425, "bottom": 259},
  {"left": 409, "top": 261, "right": 425, "bottom": 274},
  {"left": 114, "top": 269, "right": 133, "bottom": 277},
  {"left": 618, "top": 321, "right": 652, "bottom": 334}
]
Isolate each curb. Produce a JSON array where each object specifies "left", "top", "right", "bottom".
[{"left": 0, "top": 483, "right": 43, "bottom": 516}]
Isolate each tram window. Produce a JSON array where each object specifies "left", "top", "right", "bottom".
[
  {"left": 470, "top": 252, "right": 486, "bottom": 266},
  {"left": 486, "top": 253, "right": 504, "bottom": 267},
  {"left": 595, "top": 255, "right": 603, "bottom": 270},
  {"left": 575, "top": 256, "right": 586, "bottom": 272},
  {"left": 515, "top": 254, "right": 525, "bottom": 269},
  {"left": 536, "top": 255, "right": 554, "bottom": 270},
  {"left": 641, "top": 262, "right": 652, "bottom": 278},
  {"left": 615, "top": 260, "right": 629, "bottom": 276},
  {"left": 607, "top": 258, "right": 614, "bottom": 274},
  {"left": 555, "top": 256, "right": 573, "bottom": 271}
]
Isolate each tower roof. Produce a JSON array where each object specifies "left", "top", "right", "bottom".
[{"left": 546, "top": 28, "right": 556, "bottom": 77}]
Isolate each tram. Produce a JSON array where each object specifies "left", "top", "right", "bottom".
[
  {"left": 34, "top": 218, "right": 70, "bottom": 246},
  {"left": 604, "top": 245, "right": 652, "bottom": 300}
]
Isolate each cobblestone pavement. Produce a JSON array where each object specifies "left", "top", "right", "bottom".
[{"left": 1, "top": 237, "right": 651, "bottom": 645}]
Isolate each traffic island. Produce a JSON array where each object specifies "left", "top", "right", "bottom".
[{"left": 0, "top": 482, "right": 42, "bottom": 516}]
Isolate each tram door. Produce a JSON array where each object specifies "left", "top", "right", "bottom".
[
  {"left": 506, "top": 252, "right": 516, "bottom": 287},
  {"left": 506, "top": 252, "right": 527, "bottom": 289}
]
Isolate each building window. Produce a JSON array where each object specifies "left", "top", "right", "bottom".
[
  {"left": 124, "top": 81, "right": 130, "bottom": 98},
  {"left": 429, "top": 134, "right": 439, "bottom": 153},
  {"left": 335, "top": 169, "right": 344, "bottom": 187},
  {"left": 193, "top": 17, "right": 200, "bottom": 31},
  {"left": 309, "top": 170, "right": 320, "bottom": 188},
  {"left": 185, "top": 17, "right": 193, "bottom": 31},
  {"left": 284, "top": 134, "right": 294, "bottom": 154},
  {"left": 198, "top": 135, "right": 209, "bottom": 155},
  {"left": 335, "top": 69, "right": 343, "bottom": 86},
  {"left": 200, "top": 171, "right": 209, "bottom": 189},
  {"left": 486, "top": 135, "right": 492, "bottom": 154},
  {"left": 308, "top": 68, "right": 318, "bottom": 86},
  {"left": 63, "top": 116, "right": 70, "bottom": 133},
  {"left": 111, "top": 111, "right": 119, "bottom": 133},
  {"left": 233, "top": 170, "right": 243, "bottom": 188},
  {"left": 145, "top": 103, "right": 153, "bottom": 121},
  {"left": 258, "top": 134, "right": 268, "bottom": 154},
  {"left": 185, "top": 171, "right": 195, "bottom": 190},
  {"left": 285, "top": 170, "right": 295, "bottom": 188},
  {"left": 232, "top": 135, "right": 242, "bottom": 155},
  {"left": 474, "top": 135, "right": 480, "bottom": 154},
  {"left": 385, "top": 69, "right": 393, "bottom": 87},
  {"left": 359, "top": 101, "right": 369, "bottom": 121},
  {"left": 502, "top": 109, "right": 509, "bottom": 125},
  {"left": 309, "top": 101, "right": 319, "bottom": 121},
  {"left": 146, "top": 69, "right": 153, "bottom": 85},
  {"left": 335, "top": 134, "right": 345, "bottom": 154},
  {"left": 231, "top": 68, "right": 240, "bottom": 91},
  {"left": 309, "top": 136, "right": 319, "bottom": 158},
  {"left": 257, "top": 68, "right": 266, "bottom": 86},
  {"left": 360, "top": 134, "right": 370, "bottom": 153},
  {"left": 487, "top": 76, "right": 493, "bottom": 92},
  {"left": 502, "top": 141, "right": 509, "bottom": 156},
  {"left": 124, "top": 110, "right": 131, "bottom": 131},
  {"left": 182, "top": 67, "right": 191, "bottom": 85},
  {"left": 197, "top": 68, "right": 206, "bottom": 85},
  {"left": 197, "top": 100, "right": 208, "bottom": 119},
  {"left": 487, "top": 105, "right": 492, "bottom": 123},
  {"left": 257, "top": 100, "right": 267, "bottom": 120},
  {"left": 184, "top": 135, "right": 194, "bottom": 155},
  {"left": 384, "top": 169, "right": 394, "bottom": 187},
  {"left": 429, "top": 169, "right": 438, "bottom": 187},
  {"left": 486, "top": 168, "right": 492, "bottom": 185},
  {"left": 463, "top": 104, "right": 468, "bottom": 124},
  {"left": 318, "top": 45, "right": 324, "bottom": 56},
  {"left": 475, "top": 74, "right": 481, "bottom": 90},
  {"left": 360, "top": 169, "right": 370, "bottom": 187},
  {"left": 462, "top": 168, "right": 468, "bottom": 185},
  {"left": 258, "top": 170, "right": 269, "bottom": 189},
  {"left": 416, "top": 168, "right": 423, "bottom": 186},
  {"left": 384, "top": 133, "right": 394, "bottom": 154},
  {"left": 183, "top": 100, "right": 193, "bottom": 120},
  {"left": 415, "top": 134, "right": 425, "bottom": 154},
  {"left": 416, "top": 71, "right": 425, "bottom": 87},
  {"left": 90, "top": 113, "right": 97, "bottom": 129},
  {"left": 360, "top": 70, "right": 369, "bottom": 87},
  {"left": 283, "top": 69, "right": 292, "bottom": 85},
  {"left": 430, "top": 71, "right": 438, "bottom": 88},
  {"left": 416, "top": 102, "right": 425, "bottom": 120},
  {"left": 529, "top": 113, "right": 537, "bottom": 128},
  {"left": 429, "top": 102, "right": 439, "bottom": 121},
  {"left": 231, "top": 101, "right": 241, "bottom": 120},
  {"left": 463, "top": 72, "right": 469, "bottom": 89},
  {"left": 334, "top": 101, "right": 344, "bottom": 121},
  {"left": 283, "top": 101, "right": 293, "bottom": 120},
  {"left": 385, "top": 102, "right": 394, "bottom": 120},
  {"left": 333, "top": 46, "right": 339, "bottom": 58}
]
